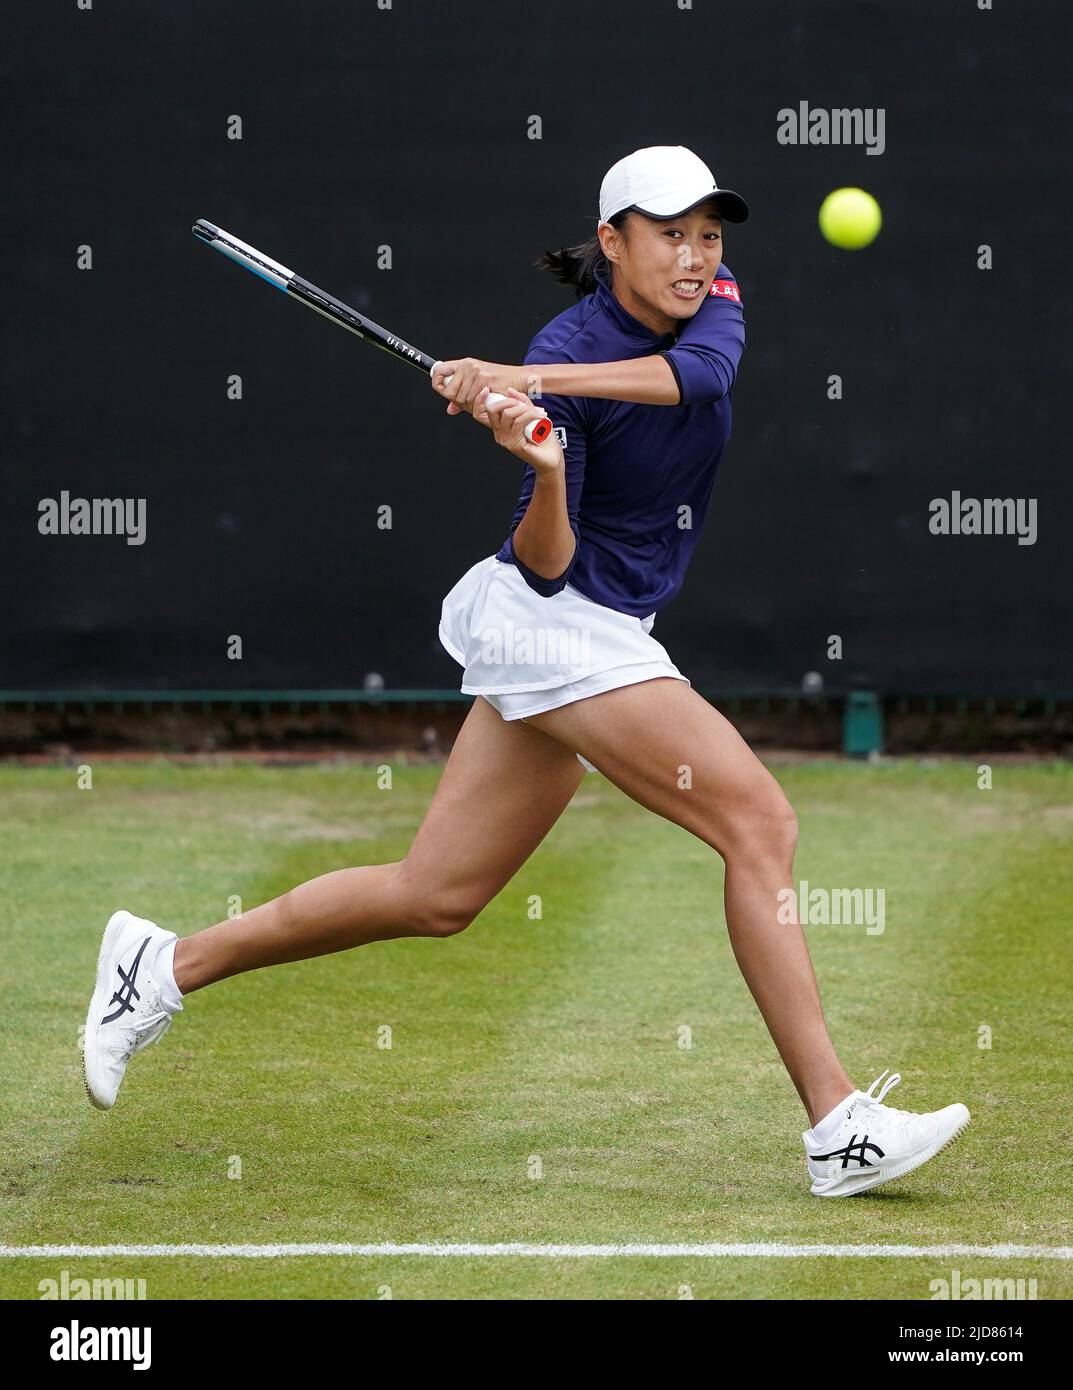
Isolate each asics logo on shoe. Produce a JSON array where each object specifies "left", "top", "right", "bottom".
[
  {"left": 811, "top": 1134, "right": 885, "bottom": 1169},
  {"left": 101, "top": 936, "right": 151, "bottom": 1024}
]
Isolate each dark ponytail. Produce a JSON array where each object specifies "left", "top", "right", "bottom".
[{"left": 536, "top": 210, "right": 630, "bottom": 298}]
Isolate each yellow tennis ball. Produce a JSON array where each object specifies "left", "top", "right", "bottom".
[{"left": 818, "top": 187, "right": 882, "bottom": 250}]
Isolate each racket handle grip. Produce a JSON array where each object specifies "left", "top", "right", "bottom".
[
  {"left": 488, "top": 398, "right": 552, "bottom": 445},
  {"left": 436, "top": 368, "right": 553, "bottom": 445}
]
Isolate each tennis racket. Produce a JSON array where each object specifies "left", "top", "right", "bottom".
[{"left": 192, "top": 219, "right": 552, "bottom": 444}]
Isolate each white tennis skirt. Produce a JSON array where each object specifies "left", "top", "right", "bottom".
[{"left": 438, "top": 554, "right": 689, "bottom": 722}]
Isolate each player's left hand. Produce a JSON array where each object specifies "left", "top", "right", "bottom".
[
  {"left": 475, "top": 387, "right": 561, "bottom": 475},
  {"left": 431, "top": 358, "right": 530, "bottom": 416}
]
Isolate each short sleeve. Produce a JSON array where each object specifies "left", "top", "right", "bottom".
[{"left": 660, "top": 270, "right": 746, "bottom": 406}]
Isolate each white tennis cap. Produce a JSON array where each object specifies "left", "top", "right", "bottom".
[{"left": 598, "top": 145, "right": 749, "bottom": 225}]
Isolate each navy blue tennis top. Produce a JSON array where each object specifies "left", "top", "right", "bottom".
[{"left": 494, "top": 262, "right": 746, "bottom": 617}]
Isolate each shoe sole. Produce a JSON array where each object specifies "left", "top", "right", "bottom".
[
  {"left": 810, "top": 1108, "right": 972, "bottom": 1197},
  {"left": 82, "top": 909, "right": 134, "bottom": 1111}
]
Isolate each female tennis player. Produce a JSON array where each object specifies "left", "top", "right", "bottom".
[{"left": 84, "top": 146, "right": 969, "bottom": 1197}]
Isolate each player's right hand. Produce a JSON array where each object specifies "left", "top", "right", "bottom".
[{"left": 474, "top": 387, "right": 563, "bottom": 475}]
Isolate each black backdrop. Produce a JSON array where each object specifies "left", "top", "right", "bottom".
[{"left": 4, "top": 0, "right": 1071, "bottom": 696}]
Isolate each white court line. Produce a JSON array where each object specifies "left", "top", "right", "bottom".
[{"left": 1, "top": 1243, "right": 1070, "bottom": 1260}]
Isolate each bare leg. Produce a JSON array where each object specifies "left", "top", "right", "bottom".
[
  {"left": 527, "top": 679, "right": 853, "bottom": 1127},
  {"left": 174, "top": 697, "right": 585, "bottom": 992}
]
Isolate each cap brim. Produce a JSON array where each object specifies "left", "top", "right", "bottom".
[{"left": 634, "top": 189, "right": 750, "bottom": 224}]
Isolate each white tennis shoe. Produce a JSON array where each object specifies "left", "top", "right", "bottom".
[
  {"left": 83, "top": 910, "right": 182, "bottom": 1110},
  {"left": 804, "top": 1070, "right": 970, "bottom": 1198}
]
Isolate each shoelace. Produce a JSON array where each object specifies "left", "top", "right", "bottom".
[
  {"left": 857, "top": 1069, "right": 918, "bottom": 1135},
  {"left": 106, "top": 1003, "right": 173, "bottom": 1061}
]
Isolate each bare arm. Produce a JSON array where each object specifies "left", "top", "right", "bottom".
[
  {"left": 475, "top": 388, "right": 575, "bottom": 582},
  {"left": 510, "top": 464, "right": 574, "bottom": 580},
  {"left": 432, "top": 355, "right": 680, "bottom": 409},
  {"left": 523, "top": 358, "right": 678, "bottom": 406}
]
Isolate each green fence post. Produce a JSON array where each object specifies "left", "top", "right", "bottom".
[{"left": 843, "top": 691, "right": 884, "bottom": 757}]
